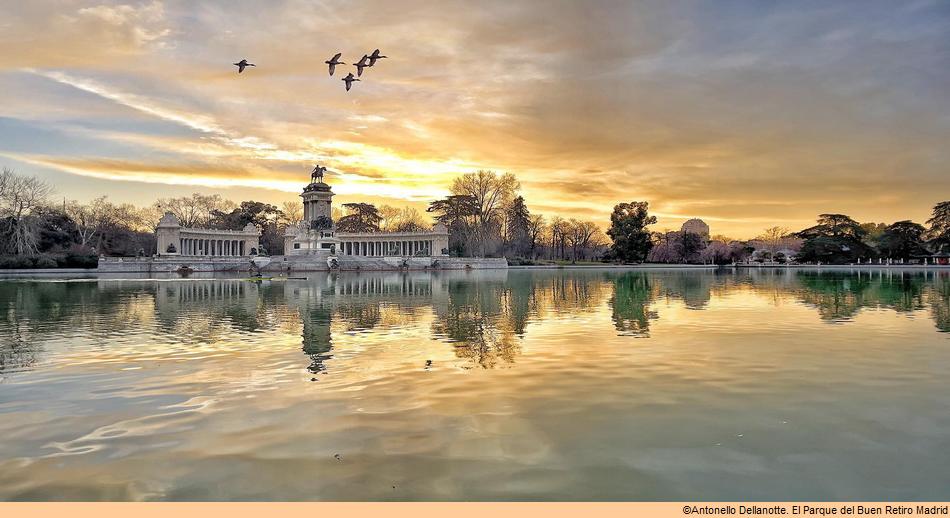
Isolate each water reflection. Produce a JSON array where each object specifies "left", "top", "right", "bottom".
[
  {"left": 2, "top": 269, "right": 949, "bottom": 376},
  {"left": 1, "top": 268, "right": 950, "bottom": 500},
  {"left": 610, "top": 273, "right": 658, "bottom": 337}
]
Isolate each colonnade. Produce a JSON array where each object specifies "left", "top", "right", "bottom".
[
  {"left": 340, "top": 239, "right": 433, "bottom": 257},
  {"left": 179, "top": 237, "right": 251, "bottom": 256}
]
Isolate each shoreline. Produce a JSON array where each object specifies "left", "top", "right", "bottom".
[
  {"left": 1, "top": 263, "right": 948, "bottom": 277},
  {"left": 510, "top": 263, "right": 950, "bottom": 270}
]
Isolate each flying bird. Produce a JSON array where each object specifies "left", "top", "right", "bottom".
[
  {"left": 325, "top": 52, "right": 344, "bottom": 76},
  {"left": 342, "top": 72, "right": 360, "bottom": 91},
  {"left": 368, "top": 49, "right": 387, "bottom": 66},
  {"left": 233, "top": 59, "right": 255, "bottom": 73},
  {"left": 353, "top": 54, "right": 370, "bottom": 77}
]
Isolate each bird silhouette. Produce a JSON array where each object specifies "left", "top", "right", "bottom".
[
  {"left": 233, "top": 59, "right": 255, "bottom": 73},
  {"left": 353, "top": 54, "right": 370, "bottom": 77},
  {"left": 325, "top": 52, "right": 344, "bottom": 76},
  {"left": 368, "top": 49, "right": 387, "bottom": 66},
  {"left": 342, "top": 72, "right": 360, "bottom": 91}
]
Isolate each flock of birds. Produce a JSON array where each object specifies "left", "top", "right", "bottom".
[{"left": 232, "top": 49, "right": 387, "bottom": 92}]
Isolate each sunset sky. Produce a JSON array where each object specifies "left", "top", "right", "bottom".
[{"left": 0, "top": 0, "right": 948, "bottom": 238}]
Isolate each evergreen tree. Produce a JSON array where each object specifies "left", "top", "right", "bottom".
[
  {"left": 505, "top": 196, "right": 531, "bottom": 257},
  {"left": 926, "top": 201, "right": 950, "bottom": 253},
  {"left": 607, "top": 201, "right": 656, "bottom": 263},
  {"left": 336, "top": 203, "right": 382, "bottom": 233},
  {"left": 794, "top": 213, "right": 873, "bottom": 263},
  {"left": 878, "top": 220, "right": 928, "bottom": 259}
]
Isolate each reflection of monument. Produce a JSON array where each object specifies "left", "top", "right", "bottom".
[
  {"left": 281, "top": 272, "right": 463, "bottom": 372},
  {"left": 284, "top": 165, "right": 450, "bottom": 258}
]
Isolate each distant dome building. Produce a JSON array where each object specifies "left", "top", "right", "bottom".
[{"left": 681, "top": 218, "right": 710, "bottom": 239}]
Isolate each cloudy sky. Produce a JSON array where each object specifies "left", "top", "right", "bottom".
[{"left": 1, "top": 0, "right": 948, "bottom": 237}]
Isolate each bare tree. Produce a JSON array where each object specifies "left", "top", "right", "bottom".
[
  {"left": 281, "top": 200, "right": 304, "bottom": 227},
  {"left": 548, "top": 216, "right": 570, "bottom": 260},
  {"left": 565, "top": 219, "right": 601, "bottom": 263},
  {"left": 153, "top": 193, "right": 235, "bottom": 228},
  {"left": 0, "top": 168, "right": 53, "bottom": 255},
  {"left": 66, "top": 197, "right": 114, "bottom": 250},
  {"left": 755, "top": 226, "right": 792, "bottom": 256},
  {"left": 378, "top": 205, "right": 402, "bottom": 231},
  {"left": 379, "top": 205, "right": 431, "bottom": 232},
  {"left": 450, "top": 170, "right": 519, "bottom": 256},
  {"left": 527, "top": 214, "right": 546, "bottom": 259}
]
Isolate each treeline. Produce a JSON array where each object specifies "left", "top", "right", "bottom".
[
  {"left": 4, "top": 165, "right": 948, "bottom": 268},
  {"left": 0, "top": 168, "right": 157, "bottom": 268},
  {"left": 603, "top": 201, "right": 950, "bottom": 265},
  {"left": 330, "top": 170, "right": 606, "bottom": 262},
  {"left": 792, "top": 210, "right": 950, "bottom": 263},
  {"left": 425, "top": 170, "right": 606, "bottom": 262},
  {"left": 1, "top": 167, "right": 609, "bottom": 267},
  {"left": 0, "top": 168, "right": 298, "bottom": 267}
]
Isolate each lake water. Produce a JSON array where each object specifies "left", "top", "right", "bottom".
[{"left": 1, "top": 268, "right": 948, "bottom": 501}]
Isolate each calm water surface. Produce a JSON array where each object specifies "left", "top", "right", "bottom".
[{"left": 1, "top": 268, "right": 949, "bottom": 501}]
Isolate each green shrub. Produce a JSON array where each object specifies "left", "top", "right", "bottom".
[
  {"left": 33, "top": 255, "right": 59, "bottom": 269},
  {"left": 0, "top": 256, "right": 35, "bottom": 269}
]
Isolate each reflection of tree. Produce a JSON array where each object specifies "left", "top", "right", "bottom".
[
  {"left": 931, "top": 273, "right": 950, "bottom": 332},
  {"left": 5, "top": 269, "right": 950, "bottom": 378},
  {"left": 870, "top": 274, "right": 926, "bottom": 313},
  {"left": 795, "top": 272, "right": 873, "bottom": 322},
  {"left": 0, "top": 316, "right": 37, "bottom": 373},
  {"left": 610, "top": 273, "right": 658, "bottom": 337},
  {"left": 433, "top": 279, "right": 520, "bottom": 369},
  {"left": 0, "top": 281, "right": 153, "bottom": 373},
  {"left": 502, "top": 273, "right": 540, "bottom": 337}
]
